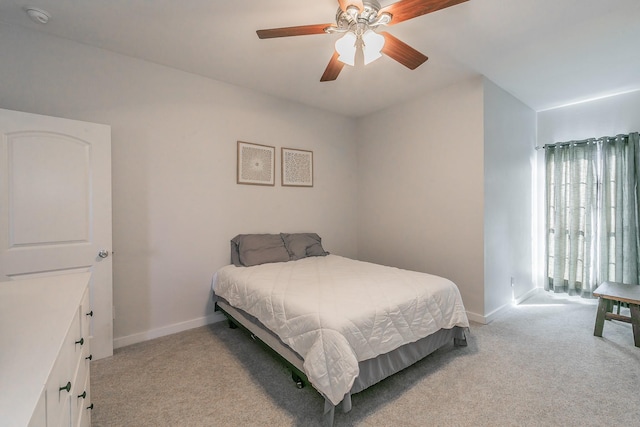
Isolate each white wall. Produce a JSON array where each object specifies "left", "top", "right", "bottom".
[
  {"left": 356, "top": 77, "right": 486, "bottom": 319},
  {"left": 1, "top": 20, "right": 546, "bottom": 339},
  {"left": 535, "top": 89, "right": 640, "bottom": 289},
  {"left": 483, "top": 79, "right": 537, "bottom": 317},
  {"left": 356, "top": 76, "right": 537, "bottom": 322},
  {"left": 0, "top": 23, "right": 358, "bottom": 347},
  {"left": 538, "top": 90, "right": 640, "bottom": 144}
]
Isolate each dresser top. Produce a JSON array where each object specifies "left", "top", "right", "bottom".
[{"left": 0, "top": 272, "right": 91, "bottom": 426}]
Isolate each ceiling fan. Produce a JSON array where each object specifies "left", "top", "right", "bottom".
[{"left": 257, "top": 0, "right": 469, "bottom": 82}]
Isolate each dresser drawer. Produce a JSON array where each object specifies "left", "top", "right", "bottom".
[
  {"left": 45, "top": 354, "right": 73, "bottom": 427},
  {"left": 71, "top": 343, "right": 89, "bottom": 426},
  {"left": 80, "top": 287, "right": 92, "bottom": 339},
  {"left": 46, "top": 308, "right": 81, "bottom": 426},
  {"left": 73, "top": 287, "right": 93, "bottom": 427},
  {"left": 73, "top": 367, "right": 92, "bottom": 427}
]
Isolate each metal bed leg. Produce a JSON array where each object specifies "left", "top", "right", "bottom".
[
  {"left": 454, "top": 328, "right": 468, "bottom": 347},
  {"left": 292, "top": 372, "right": 304, "bottom": 389},
  {"left": 454, "top": 337, "right": 467, "bottom": 347}
]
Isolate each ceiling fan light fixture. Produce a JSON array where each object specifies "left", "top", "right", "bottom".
[
  {"left": 256, "top": 0, "right": 459, "bottom": 81},
  {"left": 371, "top": 12, "right": 392, "bottom": 27},
  {"left": 335, "top": 31, "right": 357, "bottom": 66},
  {"left": 345, "top": 5, "right": 360, "bottom": 20},
  {"left": 362, "top": 29, "right": 384, "bottom": 65}
]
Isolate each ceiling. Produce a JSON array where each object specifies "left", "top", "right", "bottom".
[{"left": 1, "top": 0, "right": 640, "bottom": 117}]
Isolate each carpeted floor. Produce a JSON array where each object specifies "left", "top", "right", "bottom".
[{"left": 91, "top": 291, "right": 640, "bottom": 426}]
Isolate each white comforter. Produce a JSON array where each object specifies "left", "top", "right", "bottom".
[{"left": 213, "top": 255, "right": 469, "bottom": 406}]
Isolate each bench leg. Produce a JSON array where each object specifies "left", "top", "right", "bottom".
[
  {"left": 630, "top": 304, "right": 640, "bottom": 348},
  {"left": 594, "top": 298, "right": 610, "bottom": 337}
]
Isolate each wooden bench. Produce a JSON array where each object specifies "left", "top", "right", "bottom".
[{"left": 593, "top": 281, "right": 640, "bottom": 347}]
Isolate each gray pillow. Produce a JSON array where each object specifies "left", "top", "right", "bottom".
[
  {"left": 281, "top": 233, "right": 329, "bottom": 260},
  {"left": 232, "top": 234, "right": 290, "bottom": 267},
  {"left": 230, "top": 238, "right": 242, "bottom": 266}
]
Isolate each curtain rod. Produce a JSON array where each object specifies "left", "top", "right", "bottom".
[{"left": 535, "top": 133, "right": 637, "bottom": 150}]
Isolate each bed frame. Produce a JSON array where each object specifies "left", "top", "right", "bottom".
[{"left": 215, "top": 299, "right": 467, "bottom": 426}]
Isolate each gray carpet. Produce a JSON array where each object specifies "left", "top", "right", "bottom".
[{"left": 91, "top": 292, "right": 640, "bottom": 426}]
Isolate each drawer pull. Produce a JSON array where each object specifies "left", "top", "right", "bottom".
[
  {"left": 75, "top": 337, "right": 84, "bottom": 346},
  {"left": 78, "top": 391, "right": 87, "bottom": 399},
  {"left": 59, "top": 382, "right": 71, "bottom": 393},
  {"left": 87, "top": 403, "right": 94, "bottom": 410},
  {"left": 86, "top": 310, "right": 93, "bottom": 317},
  {"left": 86, "top": 354, "right": 93, "bottom": 361}
]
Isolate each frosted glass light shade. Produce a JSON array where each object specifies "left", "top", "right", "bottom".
[
  {"left": 362, "top": 30, "right": 384, "bottom": 65},
  {"left": 335, "top": 32, "right": 357, "bottom": 66}
]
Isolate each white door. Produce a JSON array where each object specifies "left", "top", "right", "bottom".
[{"left": 0, "top": 108, "right": 113, "bottom": 359}]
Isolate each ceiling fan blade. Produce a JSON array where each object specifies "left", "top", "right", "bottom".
[
  {"left": 380, "top": 31, "right": 428, "bottom": 70},
  {"left": 380, "top": 0, "right": 469, "bottom": 25},
  {"left": 338, "top": 0, "right": 364, "bottom": 13},
  {"left": 320, "top": 51, "right": 345, "bottom": 82},
  {"left": 257, "top": 23, "right": 335, "bottom": 39}
]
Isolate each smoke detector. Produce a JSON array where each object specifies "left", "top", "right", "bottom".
[{"left": 25, "top": 7, "right": 51, "bottom": 24}]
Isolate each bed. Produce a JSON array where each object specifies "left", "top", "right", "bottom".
[{"left": 212, "top": 233, "right": 470, "bottom": 425}]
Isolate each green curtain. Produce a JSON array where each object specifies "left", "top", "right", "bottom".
[
  {"left": 545, "top": 142, "right": 598, "bottom": 296},
  {"left": 545, "top": 132, "right": 640, "bottom": 297},
  {"left": 599, "top": 133, "right": 640, "bottom": 285}
]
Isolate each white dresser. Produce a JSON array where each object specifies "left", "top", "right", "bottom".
[{"left": 0, "top": 272, "right": 93, "bottom": 427}]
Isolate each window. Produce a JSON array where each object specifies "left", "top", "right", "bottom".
[{"left": 545, "top": 133, "right": 640, "bottom": 296}]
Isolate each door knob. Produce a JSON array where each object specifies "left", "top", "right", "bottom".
[{"left": 98, "top": 250, "right": 109, "bottom": 258}]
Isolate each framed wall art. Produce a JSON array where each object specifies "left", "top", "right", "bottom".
[
  {"left": 282, "top": 147, "right": 313, "bottom": 187},
  {"left": 237, "top": 141, "right": 275, "bottom": 186}
]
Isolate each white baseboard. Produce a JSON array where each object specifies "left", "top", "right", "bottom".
[
  {"left": 514, "top": 287, "right": 542, "bottom": 305},
  {"left": 465, "top": 311, "right": 488, "bottom": 324},
  {"left": 114, "top": 289, "right": 545, "bottom": 349},
  {"left": 468, "top": 303, "right": 510, "bottom": 324},
  {"left": 466, "top": 287, "right": 543, "bottom": 325},
  {"left": 113, "top": 312, "right": 226, "bottom": 349},
  {"left": 466, "top": 302, "right": 512, "bottom": 324}
]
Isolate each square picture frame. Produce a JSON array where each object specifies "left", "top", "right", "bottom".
[
  {"left": 237, "top": 141, "right": 275, "bottom": 186},
  {"left": 282, "top": 147, "right": 313, "bottom": 187}
]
